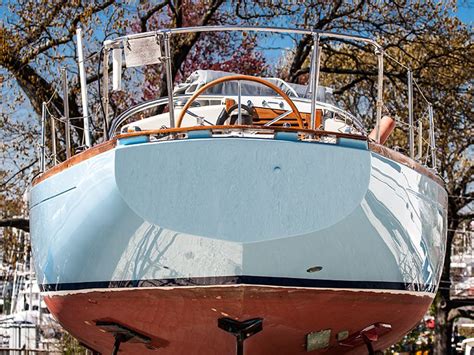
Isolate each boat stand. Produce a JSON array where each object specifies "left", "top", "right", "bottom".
[
  {"left": 96, "top": 321, "right": 152, "bottom": 355},
  {"left": 218, "top": 317, "right": 263, "bottom": 355},
  {"left": 362, "top": 334, "right": 375, "bottom": 355},
  {"left": 339, "top": 322, "right": 391, "bottom": 355}
]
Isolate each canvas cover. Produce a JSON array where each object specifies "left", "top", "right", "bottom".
[{"left": 174, "top": 70, "right": 333, "bottom": 103}]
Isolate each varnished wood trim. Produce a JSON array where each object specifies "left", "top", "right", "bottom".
[
  {"left": 115, "top": 125, "right": 367, "bottom": 140},
  {"left": 32, "top": 139, "right": 117, "bottom": 186},
  {"left": 253, "top": 107, "right": 322, "bottom": 128},
  {"left": 253, "top": 107, "right": 311, "bottom": 120},
  {"left": 219, "top": 101, "right": 321, "bottom": 127},
  {"left": 369, "top": 142, "right": 444, "bottom": 188}
]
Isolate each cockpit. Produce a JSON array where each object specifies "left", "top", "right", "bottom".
[{"left": 118, "top": 70, "right": 362, "bottom": 136}]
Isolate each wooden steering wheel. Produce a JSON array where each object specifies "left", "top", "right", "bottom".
[{"left": 176, "top": 74, "right": 304, "bottom": 128}]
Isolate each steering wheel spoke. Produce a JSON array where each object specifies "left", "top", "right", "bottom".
[
  {"left": 202, "top": 119, "right": 214, "bottom": 126},
  {"left": 183, "top": 109, "right": 206, "bottom": 125},
  {"left": 263, "top": 110, "right": 292, "bottom": 127}
]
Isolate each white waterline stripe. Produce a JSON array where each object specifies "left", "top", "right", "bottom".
[{"left": 43, "top": 284, "right": 435, "bottom": 298}]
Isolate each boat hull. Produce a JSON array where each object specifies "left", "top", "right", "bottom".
[
  {"left": 44, "top": 285, "right": 433, "bottom": 354},
  {"left": 29, "top": 136, "right": 447, "bottom": 353}
]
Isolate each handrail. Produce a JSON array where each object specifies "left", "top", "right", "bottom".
[
  {"left": 116, "top": 124, "right": 368, "bottom": 140},
  {"left": 102, "top": 25, "right": 383, "bottom": 137},
  {"left": 50, "top": 24, "right": 436, "bottom": 173},
  {"left": 108, "top": 94, "right": 365, "bottom": 137},
  {"left": 105, "top": 26, "right": 382, "bottom": 50}
]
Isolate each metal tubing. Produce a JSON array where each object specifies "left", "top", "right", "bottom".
[
  {"left": 112, "top": 48, "right": 122, "bottom": 91},
  {"left": 407, "top": 69, "right": 415, "bottom": 158},
  {"left": 236, "top": 336, "right": 243, "bottom": 355},
  {"left": 110, "top": 26, "right": 381, "bottom": 51},
  {"left": 309, "top": 34, "right": 321, "bottom": 130},
  {"left": 50, "top": 110, "right": 57, "bottom": 166},
  {"left": 76, "top": 28, "right": 92, "bottom": 147},
  {"left": 163, "top": 32, "right": 175, "bottom": 128},
  {"left": 104, "top": 25, "right": 385, "bottom": 134},
  {"left": 263, "top": 110, "right": 292, "bottom": 126},
  {"left": 375, "top": 50, "right": 384, "bottom": 143},
  {"left": 109, "top": 94, "right": 365, "bottom": 137},
  {"left": 237, "top": 81, "right": 242, "bottom": 125},
  {"left": 315, "top": 46, "right": 321, "bottom": 96},
  {"left": 40, "top": 103, "right": 46, "bottom": 172},
  {"left": 417, "top": 120, "right": 422, "bottom": 160},
  {"left": 61, "top": 68, "right": 71, "bottom": 159},
  {"left": 428, "top": 104, "right": 437, "bottom": 168},
  {"left": 103, "top": 48, "right": 110, "bottom": 140},
  {"left": 308, "top": 36, "right": 317, "bottom": 96}
]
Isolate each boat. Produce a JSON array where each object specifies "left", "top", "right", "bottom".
[
  {"left": 29, "top": 26, "right": 447, "bottom": 354},
  {"left": 0, "top": 260, "right": 62, "bottom": 353}
]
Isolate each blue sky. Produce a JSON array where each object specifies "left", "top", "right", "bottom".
[{"left": 456, "top": 0, "right": 474, "bottom": 23}]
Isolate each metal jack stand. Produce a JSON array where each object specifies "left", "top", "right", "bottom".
[
  {"left": 362, "top": 334, "right": 375, "bottom": 355},
  {"left": 339, "top": 322, "right": 391, "bottom": 355},
  {"left": 112, "top": 333, "right": 132, "bottom": 355},
  {"left": 96, "top": 321, "right": 152, "bottom": 355},
  {"left": 218, "top": 317, "right": 263, "bottom": 355}
]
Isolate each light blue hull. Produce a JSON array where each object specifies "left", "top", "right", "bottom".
[{"left": 29, "top": 137, "right": 447, "bottom": 294}]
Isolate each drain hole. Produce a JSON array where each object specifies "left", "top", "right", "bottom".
[{"left": 306, "top": 266, "right": 323, "bottom": 273}]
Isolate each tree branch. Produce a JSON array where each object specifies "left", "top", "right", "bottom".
[
  {"left": 140, "top": 1, "right": 169, "bottom": 32},
  {"left": 23, "top": 0, "right": 116, "bottom": 62},
  {"left": 159, "top": 0, "right": 225, "bottom": 97},
  {"left": 1, "top": 158, "right": 38, "bottom": 188},
  {"left": 0, "top": 218, "right": 30, "bottom": 233},
  {"left": 22, "top": 2, "right": 64, "bottom": 46}
]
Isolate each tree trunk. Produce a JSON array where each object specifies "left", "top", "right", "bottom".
[
  {"left": 433, "top": 225, "right": 457, "bottom": 354},
  {"left": 434, "top": 294, "right": 453, "bottom": 355},
  {"left": 3, "top": 55, "right": 84, "bottom": 149}
]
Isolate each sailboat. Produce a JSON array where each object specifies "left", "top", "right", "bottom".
[{"left": 29, "top": 26, "right": 447, "bottom": 354}]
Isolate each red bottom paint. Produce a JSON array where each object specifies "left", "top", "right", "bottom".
[{"left": 44, "top": 286, "right": 432, "bottom": 354}]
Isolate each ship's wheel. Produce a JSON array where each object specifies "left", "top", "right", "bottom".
[{"left": 176, "top": 74, "right": 304, "bottom": 128}]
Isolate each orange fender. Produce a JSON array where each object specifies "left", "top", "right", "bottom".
[{"left": 369, "top": 116, "right": 395, "bottom": 144}]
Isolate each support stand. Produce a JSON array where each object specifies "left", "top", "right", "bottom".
[
  {"left": 95, "top": 321, "right": 151, "bottom": 355},
  {"left": 338, "top": 322, "right": 391, "bottom": 355},
  {"left": 218, "top": 317, "right": 263, "bottom": 355},
  {"left": 112, "top": 333, "right": 132, "bottom": 355},
  {"left": 362, "top": 334, "right": 375, "bottom": 355}
]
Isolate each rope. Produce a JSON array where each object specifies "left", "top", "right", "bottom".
[
  {"left": 43, "top": 84, "right": 60, "bottom": 106},
  {"left": 383, "top": 51, "right": 410, "bottom": 71},
  {"left": 383, "top": 51, "right": 433, "bottom": 106},
  {"left": 412, "top": 78, "right": 431, "bottom": 105}
]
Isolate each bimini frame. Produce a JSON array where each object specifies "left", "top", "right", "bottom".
[{"left": 40, "top": 26, "right": 438, "bottom": 174}]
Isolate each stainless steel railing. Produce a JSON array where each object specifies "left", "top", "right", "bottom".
[
  {"left": 108, "top": 94, "right": 365, "bottom": 137},
  {"left": 39, "top": 25, "right": 438, "bottom": 173},
  {"left": 102, "top": 26, "right": 384, "bottom": 140}
]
